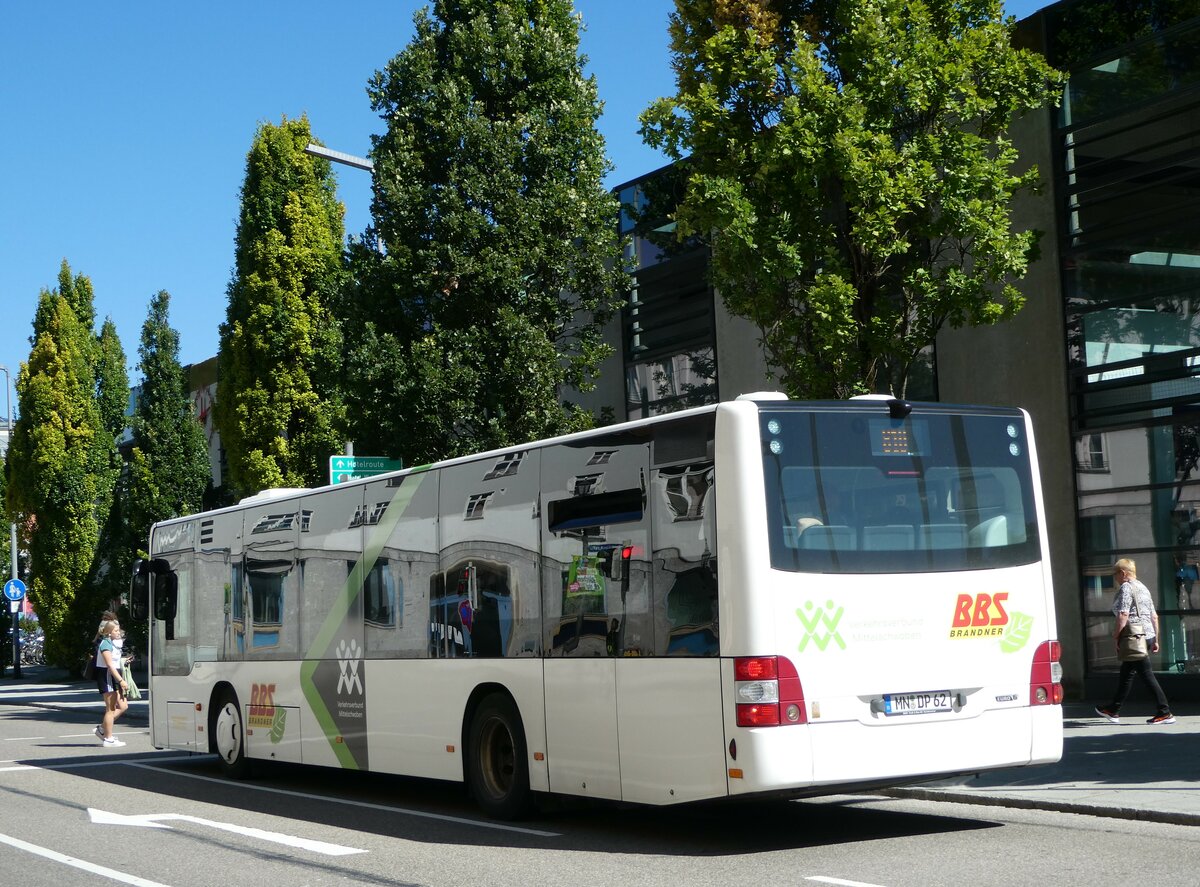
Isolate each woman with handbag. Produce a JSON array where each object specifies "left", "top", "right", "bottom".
[
  {"left": 94, "top": 618, "right": 130, "bottom": 746},
  {"left": 1095, "top": 558, "right": 1175, "bottom": 725}
]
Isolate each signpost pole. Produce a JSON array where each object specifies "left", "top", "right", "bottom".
[
  {"left": 3, "top": 575, "right": 24, "bottom": 680},
  {"left": 2, "top": 367, "right": 18, "bottom": 677}
]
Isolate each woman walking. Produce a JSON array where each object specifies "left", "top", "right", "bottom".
[
  {"left": 1095, "top": 558, "right": 1176, "bottom": 725},
  {"left": 94, "top": 618, "right": 130, "bottom": 746}
]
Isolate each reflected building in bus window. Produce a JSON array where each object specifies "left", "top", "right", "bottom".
[
  {"left": 364, "top": 473, "right": 439, "bottom": 659},
  {"left": 436, "top": 450, "right": 541, "bottom": 659},
  {"left": 542, "top": 434, "right": 652, "bottom": 657}
]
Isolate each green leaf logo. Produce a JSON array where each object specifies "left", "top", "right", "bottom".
[
  {"left": 270, "top": 707, "right": 287, "bottom": 744},
  {"left": 1000, "top": 612, "right": 1034, "bottom": 654}
]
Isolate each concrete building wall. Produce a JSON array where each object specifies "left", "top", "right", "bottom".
[
  {"left": 935, "top": 102, "right": 1084, "bottom": 692},
  {"left": 714, "top": 294, "right": 782, "bottom": 400}
]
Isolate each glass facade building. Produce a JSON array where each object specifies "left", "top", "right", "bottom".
[
  {"left": 615, "top": 166, "right": 719, "bottom": 419},
  {"left": 1029, "top": 0, "right": 1200, "bottom": 684}
]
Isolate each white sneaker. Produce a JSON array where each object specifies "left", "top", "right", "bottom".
[
  {"left": 102, "top": 737, "right": 125, "bottom": 747},
  {"left": 93, "top": 725, "right": 104, "bottom": 739}
]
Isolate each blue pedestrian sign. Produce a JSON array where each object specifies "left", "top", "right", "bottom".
[{"left": 3, "top": 579, "right": 26, "bottom": 602}]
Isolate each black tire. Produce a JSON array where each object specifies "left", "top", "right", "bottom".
[
  {"left": 211, "top": 689, "right": 250, "bottom": 779},
  {"left": 467, "top": 694, "right": 532, "bottom": 820}
]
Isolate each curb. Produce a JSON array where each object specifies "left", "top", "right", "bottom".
[{"left": 880, "top": 787, "right": 1200, "bottom": 828}]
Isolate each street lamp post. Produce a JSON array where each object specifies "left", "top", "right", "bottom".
[{"left": 0, "top": 365, "right": 20, "bottom": 678}]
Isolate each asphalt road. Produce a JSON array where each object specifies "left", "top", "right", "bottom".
[{"left": 1, "top": 700, "right": 1199, "bottom": 887}]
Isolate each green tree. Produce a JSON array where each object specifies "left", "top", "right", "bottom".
[
  {"left": 128, "top": 291, "right": 212, "bottom": 534},
  {"left": 75, "top": 317, "right": 130, "bottom": 637},
  {"left": 641, "top": 0, "right": 1065, "bottom": 397},
  {"left": 95, "top": 319, "right": 130, "bottom": 443},
  {"left": 343, "top": 0, "right": 628, "bottom": 463},
  {"left": 5, "top": 271, "right": 110, "bottom": 665},
  {"left": 214, "top": 116, "right": 348, "bottom": 497}
]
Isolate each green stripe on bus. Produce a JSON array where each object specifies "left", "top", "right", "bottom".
[{"left": 300, "top": 467, "right": 431, "bottom": 766}]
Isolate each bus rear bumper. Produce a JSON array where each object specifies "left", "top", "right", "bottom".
[{"left": 726, "top": 704, "right": 1063, "bottom": 797}]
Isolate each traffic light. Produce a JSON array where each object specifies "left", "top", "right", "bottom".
[{"left": 597, "top": 543, "right": 633, "bottom": 582}]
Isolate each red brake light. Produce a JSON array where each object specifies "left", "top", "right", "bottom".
[
  {"left": 737, "top": 704, "right": 781, "bottom": 727},
  {"left": 1029, "top": 639, "right": 1063, "bottom": 706},
  {"left": 734, "top": 656, "right": 805, "bottom": 727},
  {"left": 735, "top": 657, "right": 777, "bottom": 681}
]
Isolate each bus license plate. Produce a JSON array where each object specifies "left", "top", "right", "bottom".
[{"left": 883, "top": 691, "right": 952, "bottom": 716}]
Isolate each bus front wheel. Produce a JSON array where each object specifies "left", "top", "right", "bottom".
[
  {"left": 211, "top": 690, "right": 250, "bottom": 779},
  {"left": 467, "top": 694, "right": 531, "bottom": 820}
]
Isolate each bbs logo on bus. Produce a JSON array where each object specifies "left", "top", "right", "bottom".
[{"left": 949, "top": 593, "right": 1008, "bottom": 638}]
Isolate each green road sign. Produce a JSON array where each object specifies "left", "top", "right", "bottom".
[{"left": 329, "top": 455, "right": 404, "bottom": 485}]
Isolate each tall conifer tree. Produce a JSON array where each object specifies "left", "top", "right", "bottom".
[
  {"left": 128, "top": 291, "right": 211, "bottom": 533},
  {"left": 215, "top": 117, "right": 348, "bottom": 497},
  {"left": 77, "top": 317, "right": 131, "bottom": 633},
  {"left": 6, "top": 263, "right": 114, "bottom": 664}
]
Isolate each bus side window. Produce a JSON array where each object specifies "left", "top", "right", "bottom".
[{"left": 654, "top": 461, "right": 718, "bottom": 657}]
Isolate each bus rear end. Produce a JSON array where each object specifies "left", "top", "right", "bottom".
[{"left": 716, "top": 396, "right": 1063, "bottom": 797}]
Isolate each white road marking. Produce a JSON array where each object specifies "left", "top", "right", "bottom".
[
  {"left": 0, "top": 752, "right": 188, "bottom": 774},
  {"left": 89, "top": 807, "right": 367, "bottom": 856},
  {"left": 807, "top": 877, "right": 889, "bottom": 887},
  {"left": 0, "top": 831, "right": 171, "bottom": 886},
  {"left": 0, "top": 753, "right": 560, "bottom": 838},
  {"left": 128, "top": 760, "right": 563, "bottom": 837}
]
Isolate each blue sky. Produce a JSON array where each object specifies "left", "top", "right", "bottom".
[{"left": 0, "top": 0, "right": 1049, "bottom": 406}]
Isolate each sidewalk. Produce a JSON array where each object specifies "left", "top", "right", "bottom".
[
  {"left": 0, "top": 673, "right": 1195, "bottom": 826},
  {"left": 0, "top": 663, "right": 149, "bottom": 726},
  {"left": 885, "top": 702, "right": 1200, "bottom": 826}
]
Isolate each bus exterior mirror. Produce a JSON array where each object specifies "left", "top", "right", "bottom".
[
  {"left": 129, "top": 560, "right": 149, "bottom": 621},
  {"left": 154, "top": 571, "right": 179, "bottom": 641}
]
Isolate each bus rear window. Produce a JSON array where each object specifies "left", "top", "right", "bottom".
[{"left": 760, "top": 407, "right": 1041, "bottom": 573}]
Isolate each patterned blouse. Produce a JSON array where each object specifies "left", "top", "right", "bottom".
[{"left": 1112, "top": 578, "right": 1157, "bottom": 640}]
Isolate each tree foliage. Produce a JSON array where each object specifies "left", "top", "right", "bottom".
[
  {"left": 5, "top": 262, "right": 116, "bottom": 664},
  {"left": 343, "top": 0, "right": 629, "bottom": 463},
  {"left": 641, "top": 0, "right": 1066, "bottom": 397},
  {"left": 215, "top": 116, "right": 348, "bottom": 497},
  {"left": 127, "top": 290, "right": 211, "bottom": 557},
  {"left": 77, "top": 316, "right": 131, "bottom": 629}
]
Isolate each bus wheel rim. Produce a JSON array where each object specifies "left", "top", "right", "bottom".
[
  {"left": 479, "top": 717, "right": 515, "bottom": 798},
  {"left": 216, "top": 702, "right": 242, "bottom": 763}
]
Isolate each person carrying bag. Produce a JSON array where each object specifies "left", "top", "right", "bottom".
[
  {"left": 1117, "top": 596, "right": 1148, "bottom": 662},
  {"left": 1095, "top": 557, "right": 1175, "bottom": 725}
]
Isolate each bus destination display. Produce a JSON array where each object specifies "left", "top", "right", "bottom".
[{"left": 869, "top": 418, "right": 928, "bottom": 457}]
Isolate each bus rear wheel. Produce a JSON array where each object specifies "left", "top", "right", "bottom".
[
  {"left": 211, "top": 690, "right": 250, "bottom": 779},
  {"left": 467, "top": 694, "right": 531, "bottom": 820}
]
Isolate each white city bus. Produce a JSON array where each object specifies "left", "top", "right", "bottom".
[{"left": 131, "top": 393, "right": 1062, "bottom": 818}]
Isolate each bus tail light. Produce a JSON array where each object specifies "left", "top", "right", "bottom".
[
  {"left": 1029, "top": 640, "right": 1063, "bottom": 706},
  {"left": 734, "top": 656, "right": 806, "bottom": 726}
]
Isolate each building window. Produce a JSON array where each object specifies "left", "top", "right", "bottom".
[
  {"left": 570, "top": 474, "right": 604, "bottom": 497},
  {"left": 484, "top": 452, "right": 525, "bottom": 480},
  {"left": 464, "top": 492, "right": 494, "bottom": 521}
]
